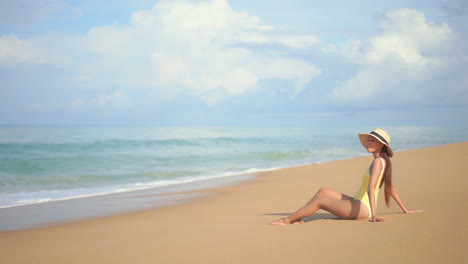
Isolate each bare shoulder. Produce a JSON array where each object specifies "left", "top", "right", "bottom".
[
  {"left": 371, "top": 157, "right": 385, "bottom": 170},
  {"left": 378, "top": 157, "right": 386, "bottom": 166}
]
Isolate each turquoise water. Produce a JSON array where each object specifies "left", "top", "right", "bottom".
[{"left": 0, "top": 126, "right": 466, "bottom": 208}]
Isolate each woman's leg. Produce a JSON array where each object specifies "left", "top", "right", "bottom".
[{"left": 270, "top": 187, "right": 369, "bottom": 225}]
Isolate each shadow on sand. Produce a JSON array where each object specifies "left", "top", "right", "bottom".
[
  {"left": 263, "top": 212, "right": 400, "bottom": 224},
  {"left": 263, "top": 212, "right": 340, "bottom": 223}
]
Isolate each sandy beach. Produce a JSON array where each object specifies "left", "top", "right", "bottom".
[{"left": 0, "top": 142, "right": 466, "bottom": 264}]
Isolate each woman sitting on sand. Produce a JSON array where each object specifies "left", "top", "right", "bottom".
[{"left": 271, "top": 128, "right": 423, "bottom": 225}]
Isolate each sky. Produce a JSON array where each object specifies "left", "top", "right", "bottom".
[{"left": 0, "top": 0, "right": 467, "bottom": 126}]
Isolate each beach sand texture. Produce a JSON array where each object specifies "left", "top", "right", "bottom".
[{"left": 0, "top": 142, "right": 466, "bottom": 264}]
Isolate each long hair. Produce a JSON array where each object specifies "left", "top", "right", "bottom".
[{"left": 379, "top": 146, "right": 393, "bottom": 207}]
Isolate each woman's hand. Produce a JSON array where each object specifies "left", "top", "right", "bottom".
[
  {"left": 370, "top": 216, "right": 385, "bottom": 222},
  {"left": 404, "top": 209, "right": 424, "bottom": 214}
]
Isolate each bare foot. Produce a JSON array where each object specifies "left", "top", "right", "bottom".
[{"left": 270, "top": 218, "right": 290, "bottom": 225}]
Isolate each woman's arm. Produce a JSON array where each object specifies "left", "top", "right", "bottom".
[
  {"left": 390, "top": 186, "right": 424, "bottom": 214},
  {"left": 368, "top": 158, "right": 385, "bottom": 222}
]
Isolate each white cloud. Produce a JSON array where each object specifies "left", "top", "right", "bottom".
[
  {"left": 0, "top": 0, "right": 322, "bottom": 105},
  {"left": 333, "top": 8, "right": 464, "bottom": 107},
  {"left": 251, "top": 57, "right": 321, "bottom": 95},
  {"left": 0, "top": 35, "right": 47, "bottom": 64},
  {"left": 366, "top": 9, "right": 452, "bottom": 65},
  {"left": 135, "top": 0, "right": 322, "bottom": 103}
]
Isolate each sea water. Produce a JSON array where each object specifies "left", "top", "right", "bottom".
[{"left": 0, "top": 125, "right": 466, "bottom": 209}]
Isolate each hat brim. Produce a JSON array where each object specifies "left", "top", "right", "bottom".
[{"left": 359, "top": 133, "right": 394, "bottom": 157}]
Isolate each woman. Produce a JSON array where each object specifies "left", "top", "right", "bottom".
[{"left": 270, "top": 128, "right": 422, "bottom": 225}]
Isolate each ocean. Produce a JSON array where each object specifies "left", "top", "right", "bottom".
[{"left": 0, "top": 125, "right": 466, "bottom": 210}]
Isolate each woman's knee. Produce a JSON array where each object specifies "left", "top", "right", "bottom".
[{"left": 316, "top": 187, "right": 330, "bottom": 198}]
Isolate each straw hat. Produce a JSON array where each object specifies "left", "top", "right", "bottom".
[{"left": 358, "top": 128, "right": 393, "bottom": 157}]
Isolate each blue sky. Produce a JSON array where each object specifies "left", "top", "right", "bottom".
[{"left": 0, "top": 0, "right": 467, "bottom": 126}]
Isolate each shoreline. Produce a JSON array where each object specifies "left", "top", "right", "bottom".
[
  {"left": 0, "top": 167, "right": 272, "bottom": 210},
  {"left": 0, "top": 142, "right": 466, "bottom": 263},
  {"left": 0, "top": 149, "right": 407, "bottom": 231},
  {"left": 0, "top": 152, "right": 372, "bottom": 231},
  {"left": 0, "top": 148, "right": 375, "bottom": 211},
  {"left": 0, "top": 172, "right": 256, "bottom": 231}
]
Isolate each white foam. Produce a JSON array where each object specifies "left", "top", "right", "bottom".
[{"left": 0, "top": 166, "right": 287, "bottom": 209}]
